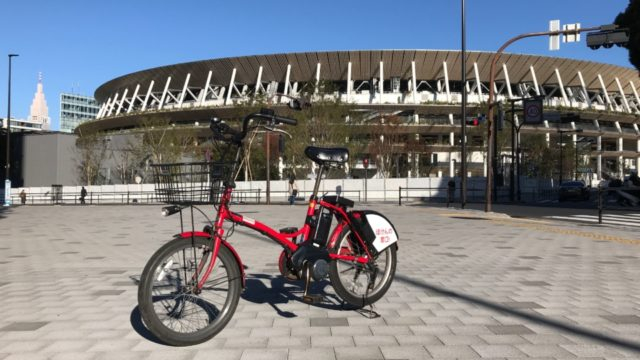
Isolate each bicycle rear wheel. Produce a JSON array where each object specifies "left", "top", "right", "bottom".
[
  {"left": 329, "top": 227, "right": 396, "bottom": 307},
  {"left": 138, "top": 236, "right": 241, "bottom": 346}
]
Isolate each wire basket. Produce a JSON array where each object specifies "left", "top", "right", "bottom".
[{"left": 152, "top": 162, "right": 230, "bottom": 205}]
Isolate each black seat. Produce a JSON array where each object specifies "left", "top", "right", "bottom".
[{"left": 304, "top": 146, "right": 349, "bottom": 167}]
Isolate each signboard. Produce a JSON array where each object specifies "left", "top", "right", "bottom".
[
  {"left": 523, "top": 98, "right": 543, "bottom": 124},
  {"left": 563, "top": 23, "right": 581, "bottom": 43},
  {"left": 549, "top": 20, "right": 560, "bottom": 51}
]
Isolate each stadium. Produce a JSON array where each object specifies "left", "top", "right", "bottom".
[{"left": 78, "top": 50, "right": 640, "bottom": 185}]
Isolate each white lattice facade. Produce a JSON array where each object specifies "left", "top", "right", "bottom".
[{"left": 81, "top": 50, "right": 640, "bottom": 181}]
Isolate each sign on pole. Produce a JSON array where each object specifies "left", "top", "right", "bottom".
[
  {"left": 563, "top": 23, "right": 581, "bottom": 43},
  {"left": 523, "top": 98, "right": 544, "bottom": 124},
  {"left": 549, "top": 20, "right": 560, "bottom": 51}
]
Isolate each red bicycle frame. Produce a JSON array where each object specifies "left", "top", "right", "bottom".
[{"left": 190, "top": 185, "right": 373, "bottom": 290}]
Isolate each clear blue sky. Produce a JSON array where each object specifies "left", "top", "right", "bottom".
[{"left": 0, "top": 0, "right": 633, "bottom": 130}]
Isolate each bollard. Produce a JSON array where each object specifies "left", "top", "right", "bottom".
[{"left": 398, "top": 187, "right": 402, "bottom": 206}]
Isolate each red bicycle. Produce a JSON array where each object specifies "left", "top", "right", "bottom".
[{"left": 137, "top": 106, "right": 399, "bottom": 346}]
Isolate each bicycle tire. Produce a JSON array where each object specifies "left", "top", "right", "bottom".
[
  {"left": 328, "top": 227, "right": 397, "bottom": 308},
  {"left": 138, "top": 236, "right": 241, "bottom": 346}
]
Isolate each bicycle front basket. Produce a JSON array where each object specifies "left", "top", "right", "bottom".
[{"left": 151, "top": 161, "right": 230, "bottom": 205}]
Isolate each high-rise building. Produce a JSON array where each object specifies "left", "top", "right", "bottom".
[
  {"left": 27, "top": 73, "right": 50, "bottom": 130},
  {"left": 60, "top": 93, "right": 99, "bottom": 133}
]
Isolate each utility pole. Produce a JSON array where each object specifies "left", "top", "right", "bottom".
[{"left": 485, "top": 25, "right": 600, "bottom": 212}]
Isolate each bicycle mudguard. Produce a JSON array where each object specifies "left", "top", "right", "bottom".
[
  {"left": 348, "top": 210, "right": 399, "bottom": 254},
  {"left": 178, "top": 232, "right": 246, "bottom": 287}
]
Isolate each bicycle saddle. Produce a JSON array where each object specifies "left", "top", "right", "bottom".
[{"left": 304, "top": 146, "right": 349, "bottom": 167}]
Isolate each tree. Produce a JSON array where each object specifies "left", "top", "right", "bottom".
[
  {"left": 615, "top": 0, "right": 640, "bottom": 72},
  {"left": 76, "top": 133, "right": 108, "bottom": 185},
  {"left": 366, "top": 115, "right": 405, "bottom": 178}
]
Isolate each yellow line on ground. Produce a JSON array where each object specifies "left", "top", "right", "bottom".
[
  {"left": 489, "top": 218, "right": 640, "bottom": 245},
  {"left": 428, "top": 208, "right": 639, "bottom": 245}
]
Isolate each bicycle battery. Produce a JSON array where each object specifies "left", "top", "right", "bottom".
[
  {"left": 313, "top": 208, "right": 332, "bottom": 247},
  {"left": 348, "top": 210, "right": 398, "bottom": 255}
]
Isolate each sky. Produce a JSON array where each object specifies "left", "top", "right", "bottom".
[{"left": 0, "top": 0, "right": 633, "bottom": 130}]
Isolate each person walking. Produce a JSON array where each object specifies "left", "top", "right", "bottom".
[
  {"left": 80, "top": 186, "right": 87, "bottom": 205},
  {"left": 288, "top": 176, "right": 298, "bottom": 205},
  {"left": 19, "top": 189, "right": 27, "bottom": 205}
]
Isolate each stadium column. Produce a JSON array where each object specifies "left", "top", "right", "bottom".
[
  {"left": 442, "top": 62, "right": 450, "bottom": 103},
  {"left": 631, "top": 81, "right": 640, "bottom": 112},
  {"left": 529, "top": 66, "right": 541, "bottom": 97},
  {"left": 449, "top": 113, "right": 455, "bottom": 177},
  {"left": 107, "top": 92, "right": 119, "bottom": 117},
  {"left": 128, "top": 84, "right": 140, "bottom": 113},
  {"left": 159, "top": 77, "right": 171, "bottom": 110},
  {"left": 554, "top": 69, "right": 568, "bottom": 106},
  {"left": 347, "top": 62, "right": 352, "bottom": 103},
  {"left": 201, "top": 71, "right": 213, "bottom": 107},
  {"left": 142, "top": 80, "right": 155, "bottom": 111},
  {"left": 379, "top": 61, "right": 384, "bottom": 104},
  {"left": 618, "top": 135, "right": 624, "bottom": 179},
  {"left": 578, "top": 72, "right": 592, "bottom": 109},
  {"left": 615, "top": 77, "right": 631, "bottom": 113},
  {"left": 284, "top": 64, "right": 291, "bottom": 96},
  {"left": 473, "top": 62, "right": 482, "bottom": 101},
  {"left": 225, "top": 69, "right": 236, "bottom": 105},
  {"left": 315, "top": 63, "right": 321, "bottom": 94},
  {"left": 411, "top": 61, "right": 417, "bottom": 104},
  {"left": 117, "top": 88, "right": 128, "bottom": 115},
  {"left": 597, "top": 135, "right": 602, "bottom": 180},
  {"left": 598, "top": 74, "right": 614, "bottom": 111}
]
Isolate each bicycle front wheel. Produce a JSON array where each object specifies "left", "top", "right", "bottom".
[
  {"left": 138, "top": 236, "right": 241, "bottom": 346},
  {"left": 329, "top": 227, "right": 396, "bottom": 308}
]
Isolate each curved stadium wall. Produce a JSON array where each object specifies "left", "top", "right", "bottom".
[{"left": 78, "top": 50, "right": 640, "bottom": 181}]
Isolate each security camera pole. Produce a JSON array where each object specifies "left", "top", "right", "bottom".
[{"left": 484, "top": 24, "right": 604, "bottom": 212}]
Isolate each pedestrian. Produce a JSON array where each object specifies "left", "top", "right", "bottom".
[
  {"left": 447, "top": 178, "right": 455, "bottom": 206},
  {"left": 80, "top": 186, "right": 87, "bottom": 204},
  {"left": 19, "top": 189, "right": 27, "bottom": 205},
  {"left": 288, "top": 176, "right": 298, "bottom": 205}
]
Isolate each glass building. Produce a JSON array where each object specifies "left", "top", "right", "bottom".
[{"left": 59, "top": 93, "right": 99, "bottom": 133}]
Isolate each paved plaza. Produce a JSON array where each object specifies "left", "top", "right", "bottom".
[{"left": 1, "top": 203, "right": 640, "bottom": 359}]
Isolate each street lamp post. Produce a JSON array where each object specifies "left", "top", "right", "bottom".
[
  {"left": 460, "top": 0, "right": 467, "bottom": 209},
  {"left": 558, "top": 129, "right": 583, "bottom": 185},
  {"left": 4, "top": 54, "right": 18, "bottom": 207}
]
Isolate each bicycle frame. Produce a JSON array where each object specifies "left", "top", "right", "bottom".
[{"left": 188, "top": 180, "right": 374, "bottom": 290}]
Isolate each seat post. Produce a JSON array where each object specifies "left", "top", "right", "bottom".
[{"left": 311, "top": 166, "right": 325, "bottom": 199}]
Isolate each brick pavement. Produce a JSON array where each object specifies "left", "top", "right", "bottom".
[{"left": 1, "top": 203, "right": 640, "bottom": 359}]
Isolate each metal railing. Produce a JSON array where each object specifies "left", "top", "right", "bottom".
[{"left": 11, "top": 189, "right": 263, "bottom": 206}]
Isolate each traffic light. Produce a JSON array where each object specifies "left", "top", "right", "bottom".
[{"left": 586, "top": 24, "right": 629, "bottom": 50}]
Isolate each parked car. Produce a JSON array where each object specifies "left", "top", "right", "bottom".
[{"left": 559, "top": 181, "right": 590, "bottom": 201}]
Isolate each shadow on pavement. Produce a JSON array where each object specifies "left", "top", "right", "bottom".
[
  {"left": 396, "top": 274, "right": 640, "bottom": 354},
  {"left": 241, "top": 273, "right": 359, "bottom": 316},
  {"left": 129, "top": 306, "right": 168, "bottom": 346}
]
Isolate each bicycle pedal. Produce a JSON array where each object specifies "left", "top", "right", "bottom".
[{"left": 302, "top": 294, "right": 322, "bottom": 304}]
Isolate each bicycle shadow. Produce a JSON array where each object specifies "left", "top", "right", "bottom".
[
  {"left": 130, "top": 306, "right": 168, "bottom": 346},
  {"left": 241, "top": 273, "right": 358, "bottom": 317}
]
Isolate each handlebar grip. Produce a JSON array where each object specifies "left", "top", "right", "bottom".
[
  {"left": 274, "top": 116, "right": 297, "bottom": 126},
  {"left": 161, "top": 205, "right": 183, "bottom": 217}
]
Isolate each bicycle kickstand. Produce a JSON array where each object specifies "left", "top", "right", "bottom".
[{"left": 301, "top": 262, "right": 322, "bottom": 304}]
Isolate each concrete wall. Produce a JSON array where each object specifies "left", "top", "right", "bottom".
[{"left": 22, "top": 133, "right": 78, "bottom": 186}]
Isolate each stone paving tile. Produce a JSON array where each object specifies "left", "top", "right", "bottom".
[
  {"left": 334, "top": 346, "right": 384, "bottom": 360},
  {"left": 240, "top": 349, "right": 288, "bottom": 360},
  {"left": 379, "top": 345, "right": 432, "bottom": 360},
  {"left": 424, "top": 344, "right": 480, "bottom": 358},
  {"left": 288, "top": 348, "right": 336, "bottom": 360},
  {"left": 471, "top": 344, "right": 528, "bottom": 358}
]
